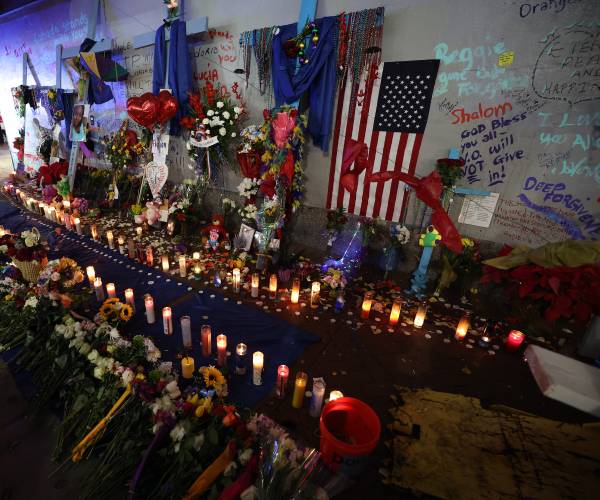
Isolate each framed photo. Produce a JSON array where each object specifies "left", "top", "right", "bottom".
[
  {"left": 70, "top": 103, "right": 89, "bottom": 142},
  {"left": 237, "top": 224, "right": 255, "bottom": 251}
]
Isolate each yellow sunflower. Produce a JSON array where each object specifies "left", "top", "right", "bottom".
[
  {"left": 119, "top": 304, "right": 133, "bottom": 322},
  {"left": 103, "top": 298, "right": 120, "bottom": 305},
  {"left": 99, "top": 303, "right": 117, "bottom": 319},
  {"left": 199, "top": 365, "right": 225, "bottom": 389}
]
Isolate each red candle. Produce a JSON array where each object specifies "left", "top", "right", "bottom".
[
  {"left": 506, "top": 330, "right": 525, "bottom": 352},
  {"left": 217, "top": 334, "right": 227, "bottom": 367},
  {"left": 162, "top": 307, "right": 173, "bottom": 335},
  {"left": 276, "top": 364, "right": 290, "bottom": 398},
  {"left": 201, "top": 325, "right": 212, "bottom": 357}
]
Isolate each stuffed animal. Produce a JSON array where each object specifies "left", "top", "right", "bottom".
[
  {"left": 134, "top": 201, "right": 161, "bottom": 226},
  {"left": 201, "top": 214, "right": 228, "bottom": 251}
]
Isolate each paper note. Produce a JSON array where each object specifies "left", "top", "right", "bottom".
[
  {"left": 152, "top": 132, "right": 170, "bottom": 164},
  {"left": 498, "top": 51, "right": 514, "bottom": 67},
  {"left": 458, "top": 192, "right": 500, "bottom": 228}
]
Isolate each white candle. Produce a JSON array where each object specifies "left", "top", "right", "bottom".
[
  {"left": 86, "top": 266, "right": 95, "bottom": 285},
  {"left": 161, "top": 255, "right": 170, "bottom": 272},
  {"left": 136, "top": 226, "right": 143, "bottom": 238},
  {"left": 49, "top": 207, "right": 56, "bottom": 221},
  {"left": 74, "top": 217, "right": 82, "bottom": 235},
  {"left": 329, "top": 390, "right": 343, "bottom": 402},
  {"left": 192, "top": 251, "right": 200, "bottom": 260},
  {"left": 162, "top": 307, "right": 173, "bottom": 335},
  {"left": 145, "top": 295, "right": 155, "bottom": 324},
  {"left": 309, "top": 377, "right": 326, "bottom": 417},
  {"left": 64, "top": 214, "right": 72, "bottom": 230},
  {"left": 125, "top": 288, "right": 135, "bottom": 313},
  {"left": 217, "top": 334, "right": 227, "bottom": 367},
  {"left": 118, "top": 235, "right": 126, "bottom": 254},
  {"left": 0, "top": 226, "right": 5, "bottom": 237},
  {"left": 179, "top": 255, "right": 187, "bottom": 277},
  {"left": 181, "top": 315, "right": 192, "bottom": 348},
  {"left": 291, "top": 278, "right": 300, "bottom": 304},
  {"left": 106, "top": 282, "right": 116, "bottom": 298},
  {"left": 106, "top": 230, "right": 114, "bottom": 249},
  {"left": 252, "top": 351, "right": 264, "bottom": 386},
  {"left": 235, "top": 343, "right": 247, "bottom": 375},
  {"left": 232, "top": 268, "right": 241, "bottom": 293},
  {"left": 310, "top": 281, "right": 321, "bottom": 309},
  {"left": 251, "top": 272, "right": 259, "bottom": 298},
  {"left": 94, "top": 277, "right": 105, "bottom": 301}
]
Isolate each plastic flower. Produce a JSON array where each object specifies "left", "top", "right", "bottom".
[{"left": 199, "top": 365, "right": 225, "bottom": 389}]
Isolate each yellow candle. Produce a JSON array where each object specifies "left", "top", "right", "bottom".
[
  {"left": 292, "top": 372, "right": 308, "bottom": 408},
  {"left": 310, "top": 281, "right": 320, "bottom": 309},
  {"left": 181, "top": 356, "right": 194, "bottom": 379},
  {"left": 86, "top": 266, "right": 96, "bottom": 285},
  {"left": 389, "top": 300, "right": 402, "bottom": 326},
  {"left": 329, "top": 390, "right": 343, "bottom": 402},
  {"left": 252, "top": 351, "right": 264, "bottom": 386},
  {"left": 251, "top": 272, "right": 260, "bottom": 298},
  {"left": 232, "top": 268, "right": 241, "bottom": 293},
  {"left": 106, "top": 282, "right": 116, "bottom": 298},
  {"left": 291, "top": 278, "right": 300, "bottom": 304},
  {"left": 179, "top": 255, "right": 187, "bottom": 277},
  {"left": 162, "top": 307, "right": 173, "bottom": 335},
  {"left": 361, "top": 295, "right": 373, "bottom": 320},
  {"left": 91, "top": 224, "right": 98, "bottom": 240},
  {"left": 106, "top": 230, "right": 114, "bottom": 249},
  {"left": 269, "top": 274, "right": 278, "bottom": 299},
  {"left": 161, "top": 255, "right": 170, "bottom": 272},
  {"left": 455, "top": 315, "right": 470, "bottom": 340},
  {"left": 413, "top": 305, "right": 427, "bottom": 328},
  {"left": 217, "top": 334, "right": 227, "bottom": 367},
  {"left": 125, "top": 288, "right": 135, "bottom": 313}
]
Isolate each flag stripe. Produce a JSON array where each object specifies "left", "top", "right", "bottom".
[
  {"left": 337, "top": 81, "right": 359, "bottom": 211},
  {"left": 379, "top": 132, "right": 400, "bottom": 219},
  {"left": 393, "top": 134, "right": 417, "bottom": 221},
  {"left": 371, "top": 132, "right": 394, "bottom": 218},
  {"left": 326, "top": 76, "right": 348, "bottom": 209},
  {"left": 385, "top": 133, "right": 408, "bottom": 221}
]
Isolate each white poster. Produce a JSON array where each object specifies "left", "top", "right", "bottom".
[
  {"left": 23, "top": 98, "right": 52, "bottom": 174},
  {"left": 458, "top": 192, "right": 500, "bottom": 228}
]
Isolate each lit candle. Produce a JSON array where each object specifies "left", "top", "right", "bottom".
[
  {"left": 64, "top": 213, "right": 72, "bottom": 230},
  {"left": 145, "top": 295, "right": 155, "bottom": 324},
  {"left": 49, "top": 206, "right": 56, "bottom": 222},
  {"left": 86, "top": 265, "right": 95, "bottom": 285},
  {"left": 478, "top": 335, "right": 491, "bottom": 348},
  {"left": 309, "top": 377, "right": 326, "bottom": 417},
  {"left": 146, "top": 247, "right": 153, "bottom": 267},
  {"left": 63, "top": 199, "right": 70, "bottom": 212},
  {"left": 167, "top": 220, "right": 175, "bottom": 236},
  {"left": 455, "top": 315, "right": 470, "bottom": 340},
  {"left": 179, "top": 255, "right": 187, "bottom": 277},
  {"left": 106, "top": 230, "right": 114, "bottom": 249},
  {"left": 251, "top": 272, "right": 260, "bottom": 298},
  {"left": 389, "top": 299, "right": 402, "bottom": 326},
  {"left": 269, "top": 274, "right": 278, "bottom": 299},
  {"left": 276, "top": 364, "right": 289, "bottom": 398},
  {"left": 213, "top": 269, "right": 221, "bottom": 287},
  {"left": 252, "top": 351, "right": 264, "bottom": 386},
  {"left": 292, "top": 372, "right": 308, "bottom": 408},
  {"left": 106, "top": 282, "right": 116, "bottom": 298},
  {"left": 329, "top": 390, "right": 343, "bottom": 402},
  {"left": 235, "top": 343, "right": 247, "bottom": 375},
  {"left": 291, "top": 278, "right": 300, "bottom": 304},
  {"left": 127, "top": 239, "right": 136, "bottom": 259},
  {"left": 232, "top": 268, "right": 241, "bottom": 293},
  {"left": 162, "top": 307, "right": 173, "bottom": 335},
  {"left": 193, "top": 262, "right": 201, "bottom": 274},
  {"left": 74, "top": 217, "right": 82, "bottom": 235},
  {"left": 361, "top": 294, "right": 373, "bottom": 320},
  {"left": 0, "top": 226, "right": 5, "bottom": 237},
  {"left": 161, "top": 255, "right": 170, "bottom": 272},
  {"left": 310, "top": 281, "right": 320, "bottom": 309},
  {"left": 217, "top": 334, "right": 227, "bottom": 367},
  {"left": 94, "top": 277, "right": 105, "bottom": 301},
  {"left": 136, "top": 226, "right": 143, "bottom": 238},
  {"left": 118, "top": 235, "right": 126, "bottom": 254},
  {"left": 124, "top": 288, "right": 135, "bottom": 313},
  {"left": 413, "top": 304, "right": 427, "bottom": 328},
  {"left": 180, "top": 315, "right": 192, "bottom": 348},
  {"left": 506, "top": 330, "right": 525, "bottom": 352},
  {"left": 91, "top": 224, "right": 98, "bottom": 241},
  {"left": 181, "top": 356, "right": 194, "bottom": 379},
  {"left": 201, "top": 325, "right": 211, "bottom": 357},
  {"left": 192, "top": 251, "right": 200, "bottom": 260}
]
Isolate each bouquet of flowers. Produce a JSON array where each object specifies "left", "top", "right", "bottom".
[
  {"left": 104, "top": 121, "right": 145, "bottom": 168},
  {"left": 37, "top": 160, "right": 69, "bottom": 186},
  {"left": 322, "top": 267, "right": 348, "bottom": 294},
  {"left": 12, "top": 129, "right": 25, "bottom": 162},
  {"left": 0, "top": 228, "right": 48, "bottom": 282},
  {"left": 98, "top": 297, "right": 134, "bottom": 326},
  {"left": 37, "top": 257, "right": 85, "bottom": 307},
  {"left": 326, "top": 207, "right": 348, "bottom": 247}
]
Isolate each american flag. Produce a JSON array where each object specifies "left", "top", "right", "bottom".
[{"left": 326, "top": 59, "right": 440, "bottom": 221}]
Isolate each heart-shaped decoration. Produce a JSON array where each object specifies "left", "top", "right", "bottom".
[
  {"left": 157, "top": 90, "right": 179, "bottom": 125},
  {"left": 145, "top": 161, "right": 169, "bottom": 200},
  {"left": 127, "top": 93, "right": 160, "bottom": 130}
]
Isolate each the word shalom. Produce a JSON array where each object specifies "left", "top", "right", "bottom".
[
  {"left": 519, "top": 0, "right": 582, "bottom": 18},
  {"left": 450, "top": 101, "right": 512, "bottom": 125}
]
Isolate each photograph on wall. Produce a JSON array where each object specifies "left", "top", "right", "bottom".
[{"left": 69, "top": 103, "right": 89, "bottom": 142}]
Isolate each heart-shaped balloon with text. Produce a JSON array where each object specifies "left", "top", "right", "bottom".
[
  {"left": 157, "top": 90, "right": 179, "bottom": 125},
  {"left": 127, "top": 93, "right": 160, "bottom": 130},
  {"left": 145, "top": 161, "right": 169, "bottom": 200}
]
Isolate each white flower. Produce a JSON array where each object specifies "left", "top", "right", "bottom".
[
  {"left": 170, "top": 423, "right": 186, "bottom": 442},
  {"left": 50, "top": 272, "right": 61, "bottom": 282},
  {"left": 109, "top": 328, "right": 120, "bottom": 340},
  {"left": 207, "top": 109, "right": 214, "bottom": 116},
  {"left": 223, "top": 461, "right": 238, "bottom": 477},
  {"left": 219, "top": 127, "right": 226, "bottom": 136},
  {"left": 165, "top": 380, "right": 181, "bottom": 399},
  {"left": 93, "top": 366, "right": 105, "bottom": 379},
  {"left": 158, "top": 362, "right": 173, "bottom": 375},
  {"left": 0, "top": 245, "right": 7, "bottom": 253},
  {"left": 233, "top": 106, "right": 242, "bottom": 114},
  {"left": 192, "top": 433, "right": 205, "bottom": 451},
  {"left": 87, "top": 349, "right": 99, "bottom": 362},
  {"left": 231, "top": 132, "right": 236, "bottom": 138},
  {"left": 21, "top": 230, "right": 39, "bottom": 247},
  {"left": 202, "top": 117, "right": 209, "bottom": 125},
  {"left": 222, "top": 111, "right": 230, "bottom": 120},
  {"left": 79, "top": 342, "right": 91, "bottom": 355},
  {"left": 216, "top": 101, "right": 224, "bottom": 108},
  {"left": 122, "top": 368, "right": 134, "bottom": 386},
  {"left": 24, "top": 296, "right": 38, "bottom": 309},
  {"left": 238, "top": 448, "right": 253, "bottom": 466}
]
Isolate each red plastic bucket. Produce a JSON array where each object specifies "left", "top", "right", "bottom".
[{"left": 319, "top": 397, "right": 381, "bottom": 476}]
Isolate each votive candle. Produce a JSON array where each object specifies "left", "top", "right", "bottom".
[
  {"left": 181, "top": 315, "right": 192, "bottom": 348},
  {"left": 251, "top": 272, "right": 260, "bottom": 298},
  {"left": 309, "top": 378, "right": 326, "bottom": 417},
  {"left": 269, "top": 274, "right": 277, "bottom": 299},
  {"left": 178, "top": 255, "right": 187, "bottom": 277},
  {"left": 106, "top": 230, "right": 114, "bottom": 249},
  {"left": 124, "top": 288, "right": 135, "bottom": 313},
  {"left": 63, "top": 200, "right": 70, "bottom": 212},
  {"left": 74, "top": 217, "right": 82, "bottom": 235},
  {"left": 506, "top": 330, "right": 525, "bottom": 352},
  {"left": 310, "top": 281, "right": 321, "bottom": 309},
  {"left": 181, "top": 356, "right": 194, "bottom": 379},
  {"left": 192, "top": 251, "right": 200, "bottom": 260},
  {"left": 389, "top": 300, "right": 402, "bottom": 326},
  {"left": 292, "top": 372, "right": 308, "bottom": 408},
  {"left": 86, "top": 265, "right": 95, "bottom": 285},
  {"left": 94, "top": 277, "right": 105, "bottom": 301},
  {"left": 361, "top": 294, "right": 373, "bottom": 320},
  {"left": 413, "top": 304, "right": 427, "bottom": 328},
  {"left": 455, "top": 315, "right": 470, "bottom": 340},
  {"left": 217, "top": 334, "right": 227, "bottom": 367},
  {"left": 127, "top": 239, "right": 136, "bottom": 259},
  {"left": 329, "top": 390, "right": 343, "bottom": 402},
  {"left": 161, "top": 255, "right": 170, "bottom": 272},
  {"left": 252, "top": 351, "right": 264, "bottom": 386},
  {"left": 201, "top": 325, "right": 212, "bottom": 357},
  {"left": 276, "top": 364, "right": 289, "bottom": 398},
  {"left": 235, "top": 343, "right": 247, "bottom": 375},
  {"left": 232, "top": 268, "right": 241, "bottom": 293},
  {"left": 145, "top": 294, "right": 155, "bottom": 324},
  {"left": 64, "top": 214, "right": 72, "bottom": 230},
  {"left": 91, "top": 224, "right": 98, "bottom": 240},
  {"left": 194, "top": 262, "right": 201, "bottom": 274},
  {"left": 162, "top": 307, "right": 173, "bottom": 335},
  {"left": 106, "top": 282, "right": 116, "bottom": 298},
  {"left": 291, "top": 278, "right": 300, "bottom": 304},
  {"left": 136, "top": 226, "right": 143, "bottom": 238},
  {"left": 146, "top": 247, "right": 154, "bottom": 266},
  {"left": 118, "top": 235, "right": 126, "bottom": 254},
  {"left": 167, "top": 220, "right": 175, "bottom": 236}
]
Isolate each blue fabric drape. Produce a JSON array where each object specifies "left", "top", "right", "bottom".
[
  {"left": 272, "top": 16, "right": 338, "bottom": 152},
  {"left": 153, "top": 20, "right": 191, "bottom": 136},
  {"left": 62, "top": 90, "right": 75, "bottom": 151}
]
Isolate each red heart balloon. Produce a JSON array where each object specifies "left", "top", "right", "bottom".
[
  {"left": 157, "top": 90, "right": 179, "bottom": 125},
  {"left": 127, "top": 93, "right": 159, "bottom": 130}
]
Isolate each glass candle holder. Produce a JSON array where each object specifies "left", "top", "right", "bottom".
[
  {"left": 145, "top": 295, "right": 155, "bottom": 324},
  {"left": 389, "top": 300, "right": 402, "bottom": 326},
  {"left": 413, "top": 304, "right": 427, "bottom": 328},
  {"left": 74, "top": 217, "right": 82, "bottom": 234},
  {"left": 161, "top": 255, "right": 170, "bottom": 272},
  {"left": 179, "top": 255, "right": 187, "bottom": 277},
  {"left": 181, "top": 315, "right": 192, "bottom": 348},
  {"left": 291, "top": 278, "right": 300, "bottom": 304},
  {"left": 91, "top": 224, "right": 98, "bottom": 240},
  {"left": 252, "top": 351, "right": 264, "bottom": 385},
  {"left": 217, "top": 334, "right": 227, "bottom": 366},
  {"left": 361, "top": 294, "right": 373, "bottom": 320},
  {"left": 118, "top": 235, "right": 126, "bottom": 254},
  {"left": 106, "top": 230, "right": 114, "bottom": 249},
  {"left": 235, "top": 343, "right": 247, "bottom": 375},
  {"left": 506, "top": 330, "right": 525, "bottom": 352},
  {"left": 455, "top": 315, "right": 470, "bottom": 340},
  {"left": 86, "top": 266, "right": 96, "bottom": 286},
  {"left": 124, "top": 288, "right": 135, "bottom": 313},
  {"left": 162, "top": 307, "right": 173, "bottom": 335},
  {"left": 292, "top": 372, "right": 308, "bottom": 408},
  {"left": 94, "top": 277, "right": 105, "bottom": 302},
  {"left": 201, "top": 325, "right": 212, "bottom": 357},
  {"left": 146, "top": 247, "right": 154, "bottom": 267},
  {"left": 269, "top": 274, "right": 278, "bottom": 299},
  {"left": 310, "top": 281, "right": 321, "bottom": 309},
  {"left": 309, "top": 378, "right": 326, "bottom": 417},
  {"left": 251, "top": 273, "right": 260, "bottom": 298},
  {"left": 232, "top": 268, "right": 241, "bottom": 293},
  {"left": 276, "top": 364, "right": 289, "bottom": 398},
  {"left": 106, "top": 282, "right": 116, "bottom": 298}
]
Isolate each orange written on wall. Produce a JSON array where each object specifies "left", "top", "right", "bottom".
[{"left": 451, "top": 101, "right": 513, "bottom": 125}]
